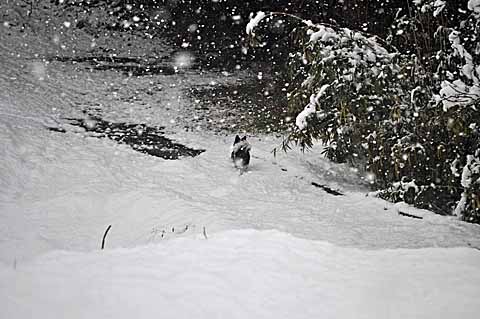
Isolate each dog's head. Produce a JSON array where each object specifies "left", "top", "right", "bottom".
[{"left": 231, "top": 135, "right": 251, "bottom": 168}]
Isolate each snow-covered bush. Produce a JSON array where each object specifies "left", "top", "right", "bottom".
[
  {"left": 247, "top": 3, "right": 480, "bottom": 223},
  {"left": 455, "top": 151, "right": 480, "bottom": 222},
  {"left": 284, "top": 22, "right": 411, "bottom": 161},
  {"left": 408, "top": 0, "right": 480, "bottom": 221}
]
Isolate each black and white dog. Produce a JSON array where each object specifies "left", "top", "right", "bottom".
[{"left": 231, "top": 135, "right": 251, "bottom": 170}]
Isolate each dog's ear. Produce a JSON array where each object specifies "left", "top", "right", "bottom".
[
  {"left": 234, "top": 135, "right": 241, "bottom": 144},
  {"left": 241, "top": 136, "right": 247, "bottom": 141}
]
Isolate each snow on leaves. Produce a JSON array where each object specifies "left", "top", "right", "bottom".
[
  {"left": 468, "top": 0, "right": 480, "bottom": 14},
  {"left": 246, "top": 6, "right": 480, "bottom": 223},
  {"left": 246, "top": 13, "right": 398, "bottom": 132},
  {"left": 246, "top": 11, "right": 266, "bottom": 36},
  {"left": 437, "top": 19, "right": 480, "bottom": 110}
]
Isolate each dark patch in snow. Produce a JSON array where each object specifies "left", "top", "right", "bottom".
[
  {"left": 186, "top": 80, "right": 288, "bottom": 134},
  {"left": 48, "top": 117, "right": 204, "bottom": 160},
  {"left": 51, "top": 52, "right": 253, "bottom": 76},
  {"left": 51, "top": 56, "right": 176, "bottom": 76},
  {"left": 193, "top": 48, "right": 256, "bottom": 72},
  {"left": 47, "top": 126, "right": 67, "bottom": 133},
  {"left": 311, "top": 182, "right": 344, "bottom": 196},
  {"left": 54, "top": 56, "right": 142, "bottom": 64}
]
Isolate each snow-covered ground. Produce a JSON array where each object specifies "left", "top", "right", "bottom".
[
  {"left": 1, "top": 2, "right": 480, "bottom": 318},
  {"left": 2, "top": 229, "right": 480, "bottom": 319}
]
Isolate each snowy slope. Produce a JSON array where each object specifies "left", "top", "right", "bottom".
[
  {"left": 1, "top": 2, "right": 480, "bottom": 318},
  {"left": 1, "top": 22, "right": 479, "bottom": 264},
  {"left": 2, "top": 230, "right": 480, "bottom": 319}
]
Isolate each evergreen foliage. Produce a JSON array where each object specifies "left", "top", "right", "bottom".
[{"left": 248, "top": 1, "right": 480, "bottom": 223}]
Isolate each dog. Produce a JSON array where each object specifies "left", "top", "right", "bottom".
[{"left": 231, "top": 135, "right": 251, "bottom": 170}]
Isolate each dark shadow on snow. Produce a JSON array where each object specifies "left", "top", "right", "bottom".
[
  {"left": 52, "top": 55, "right": 176, "bottom": 76},
  {"left": 187, "top": 81, "right": 288, "bottom": 134},
  {"left": 50, "top": 51, "right": 261, "bottom": 76},
  {"left": 48, "top": 117, "right": 205, "bottom": 160}
]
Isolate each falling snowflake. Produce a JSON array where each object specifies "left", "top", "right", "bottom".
[{"left": 173, "top": 52, "right": 195, "bottom": 69}]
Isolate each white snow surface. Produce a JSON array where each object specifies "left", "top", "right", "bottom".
[
  {"left": 2, "top": 229, "right": 480, "bottom": 319},
  {"left": 1, "top": 3, "right": 480, "bottom": 318}
]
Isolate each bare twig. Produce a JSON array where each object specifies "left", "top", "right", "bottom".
[
  {"left": 203, "top": 226, "right": 208, "bottom": 239},
  {"left": 398, "top": 211, "right": 423, "bottom": 219},
  {"left": 101, "top": 225, "right": 112, "bottom": 250},
  {"left": 311, "top": 181, "right": 344, "bottom": 196}
]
